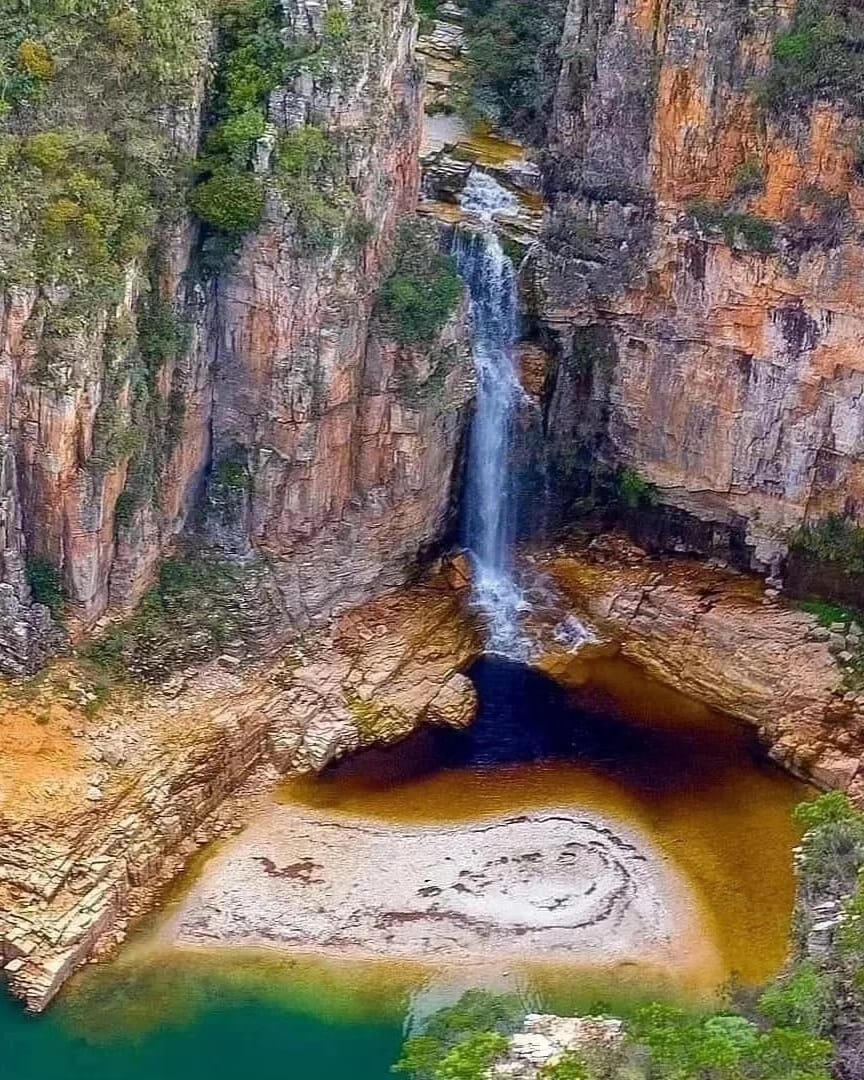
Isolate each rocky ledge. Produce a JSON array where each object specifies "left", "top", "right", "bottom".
[
  {"left": 529, "top": 535, "right": 864, "bottom": 798},
  {"left": 0, "top": 575, "right": 479, "bottom": 1012}
]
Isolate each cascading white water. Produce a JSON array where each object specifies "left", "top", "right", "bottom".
[{"left": 454, "top": 171, "right": 527, "bottom": 654}]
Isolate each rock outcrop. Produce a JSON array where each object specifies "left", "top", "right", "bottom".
[
  {"left": 492, "top": 1014, "right": 627, "bottom": 1080},
  {"left": 0, "top": 575, "right": 479, "bottom": 1011},
  {"left": 530, "top": 535, "right": 864, "bottom": 795},
  {"left": 529, "top": 0, "right": 864, "bottom": 571}
]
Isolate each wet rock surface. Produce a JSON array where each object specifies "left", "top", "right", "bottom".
[{"left": 531, "top": 536, "right": 864, "bottom": 797}]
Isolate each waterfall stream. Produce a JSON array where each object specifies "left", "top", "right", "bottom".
[{"left": 454, "top": 171, "right": 527, "bottom": 655}]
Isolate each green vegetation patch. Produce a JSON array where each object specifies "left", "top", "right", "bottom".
[
  {"left": 393, "top": 990, "right": 524, "bottom": 1080},
  {"left": 275, "top": 125, "right": 353, "bottom": 253},
  {"left": 377, "top": 219, "right": 463, "bottom": 345},
  {"left": 189, "top": 0, "right": 369, "bottom": 255},
  {"left": 188, "top": 0, "right": 287, "bottom": 246},
  {"left": 390, "top": 796, "right": 864, "bottom": 1079},
  {"left": 765, "top": 0, "right": 864, "bottom": 115},
  {"left": 688, "top": 200, "right": 776, "bottom": 253},
  {"left": 616, "top": 467, "right": 658, "bottom": 512},
  {"left": 732, "top": 157, "right": 766, "bottom": 196},
  {"left": 789, "top": 514, "right": 864, "bottom": 575},
  {"left": 0, "top": 0, "right": 211, "bottom": 301},
  {"left": 393, "top": 984, "right": 836, "bottom": 1080},
  {"left": 455, "top": 0, "right": 568, "bottom": 142},
  {"left": 83, "top": 555, "right": 269, "bottom": 681},
  {"left": 25, "top": 557, "right": 65, "bottom": 617}
]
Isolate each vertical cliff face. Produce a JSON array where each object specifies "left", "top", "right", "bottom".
[
  {"left": 0, "top": 0, "right": 473, "bottom": 669},
  {"left": 532, "top": 0, "right": 864, "bottom": 571},
  {"left": 0, "top": 3, "right": 214, "bottom": 661},
  {"left": 206, "top": 0, "right": 473, "bottom": 625}
]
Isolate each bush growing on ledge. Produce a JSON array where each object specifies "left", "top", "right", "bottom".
[
  {"left": 187, "top": 0, "right": 285, "bottom": 239},
  {"left": 189, "top": 171, "right": 265, "bottom": 234},
  {"left": 275, "top": 125, "right": 350, "bottom": 252},
  {"left": 732, "top": 157, "right": 766, "bottom": 195},
  {"left": 377, "top": 219, "right": 463, "bottom": 345},
  {"left": 789, "top": 514, "right": 864, "bottom": 576},
  {"left": 616, "top": 467, "right": 658, "bottom": 511},
  {"left": 688, "top": 200, "right": 776, "bottom": 253}
]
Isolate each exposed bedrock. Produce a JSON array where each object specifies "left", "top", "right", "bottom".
[
  {"left": 524, "top": 0, "right": 864, "bottom": 571},
  {"left": 0, "top": 0, "right": 475, "bottom": 673},
  {"left": 532, "top": 536, "right": 864, "bottom": 795},
  {"left": 0, "top": 577, "right": 480, "bottom": 1012}
]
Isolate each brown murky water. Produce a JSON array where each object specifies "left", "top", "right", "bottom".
[{"left": 281, "top": 656, "right": 810, "bottom": 990}]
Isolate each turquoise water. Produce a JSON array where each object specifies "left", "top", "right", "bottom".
[{"left": 2, "top": 959, "right": 405, "bottom": 1080}]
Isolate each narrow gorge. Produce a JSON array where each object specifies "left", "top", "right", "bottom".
[{"left": 1, "top": 1, "right": 864, "bottom": 1079}]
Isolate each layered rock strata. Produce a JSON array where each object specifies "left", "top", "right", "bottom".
[
  {"left": 530, "top": 0, "right": 864, "bottom": 570},
  {"left": 0, "top": 577, "right": 479, "bottom": 1011},
  {"left": 532, "top": 535, "right": 864, "bottom": 795},
  {"left": 0, "top": 0, "right": 474, "bottom": 671}
]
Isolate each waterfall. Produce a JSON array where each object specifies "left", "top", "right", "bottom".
[{"left": 454, "top": 171, "right": 526, "bottom": 655}]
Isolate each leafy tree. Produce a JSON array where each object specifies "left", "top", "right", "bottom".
[
  {"left": 393, "top": 992, "right": 523, "bottom": 1080},
  {"left": 377, "top": 219, "right": 463, "bottom": 345},
  {"left": 189, "top": 171, "right": 265, "bottom": 234},
  {"left": 458, "top": 0, "right": 567, "bottom": 141}
]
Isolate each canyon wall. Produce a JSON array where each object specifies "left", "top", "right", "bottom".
[
  {"left": 0, "top": 0, "right": 473, "bottom": 671},
  {"left": 529, "top": 0, "right": 864, "bottom": 572}
]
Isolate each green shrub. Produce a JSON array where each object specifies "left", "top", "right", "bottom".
[
  {"left": 457, "top": 0, "right": 568, "bottom": 141},
  {"left": 765, "top": 0, "right": 864, "bottom": 115},
  {"left": 187, "top": 0, "right": 284, "bottom": 237},
  {"left": 689, "top": 200, "right": 776, "bottom": 253},
  {"left": 539, "top": 1053, "right": 593, "bottom": 1080},
  {"left": 207, "top": 108, "right": 267, "bottom": 168},
  {"left": 394, "top": 992, "right": 524, "bottom": 1080},
  {"left": 17, "top": 39, "right": 54, "bottom": 81},
  {"left": 274, "top": 126, "right": 350, "bottom": 251},
  {"left": 434, "top": 1033, "right": 508, "bottom": 1080},
  {"left": 26, "top": 557, "right": 65, "bottom": 616},
  {"left": 377, "top": 219, "right": 463, "bottom": 345},
  {"left": 617, "top": 467, "right": 658, "bottom": 511},
  {"left": 733, "top": 157, "right": 766, "bottom": 195},
  {"left": 789, "top": 514, "right": 864, "bottom": 575},
  {"left": 0, "top": 1, "right": 211, "bottom": 301},
  {"left": 795, "top": 792, "right": 864, "bottom": 894},
  {"left": 630, "top": 1003, "right": 832, "bottom": 1080},
  {"left": 189, "top": 171, "right": 265, "bottom": 233},
  {"left": 394, "top": 991, "right": 835, "bottom": 1080},
  {"left": 759, "top": 963, "right": 833, "bottom": 1034}
]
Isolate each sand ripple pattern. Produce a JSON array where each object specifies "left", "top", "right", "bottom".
[{"left": 171, "top": 809, "right": 702, "bottom": 967}]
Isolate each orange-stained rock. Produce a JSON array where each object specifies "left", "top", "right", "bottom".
[
  {"left": 0, "top": 577, "right": 480, "bottom": 1012},
  {"left": 538, "top": 0, "right": 864, "bottom": 569}
]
